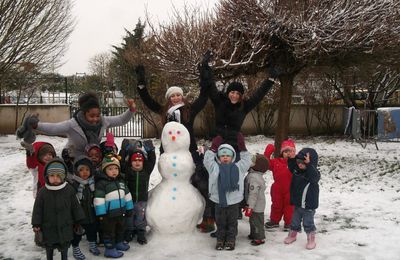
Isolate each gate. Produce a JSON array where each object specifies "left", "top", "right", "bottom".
[{"left": 70, "top": 106, "right": 143, "bottom": 138}]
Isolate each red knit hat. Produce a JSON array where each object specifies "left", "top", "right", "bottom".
[
  {"left": 131, "top": 152, "right": 144, "bottom": 162},
  {"left": 280, "top": 139, "right": 296, "bottom": 153}
]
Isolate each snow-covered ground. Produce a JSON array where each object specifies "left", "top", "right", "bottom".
[{"left": 0, "top": 134, "right": 399, "bottom": 260}]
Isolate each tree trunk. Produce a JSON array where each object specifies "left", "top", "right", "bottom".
[{"left": 274, "top": 74, "right": 294, "bottom": 157}]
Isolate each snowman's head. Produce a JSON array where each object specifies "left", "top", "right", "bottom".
[{"left": 161, "top": 122, "right": 190, "bottom": 152}]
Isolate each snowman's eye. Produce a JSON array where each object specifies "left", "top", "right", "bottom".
[
  {"left": 169, "top": 131, "right": 172, "bottom": 135},
  {"left": 177, "top": 131, "right": 181, "bottom": 135}
]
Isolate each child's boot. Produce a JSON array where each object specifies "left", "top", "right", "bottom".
[
  {"left": 205, "top": 217, "right": 216, "bottom": 233},
  {"left": 306, "top": 232, "right": 316, "bottom": 250},
  {"left": 115, "top": 241, "right": 130, "bottom": 251},
  {"left": 89, "top": 241, "right": 100, "bottom": 256},
  {"left": 72, "top": 246, "right": 86, "bottom": 260},
  {"left": 284, "top": 230, "right": 297, "bottom": 244},
  {"left": 137, "top": 230, "right": 148, "bottom": 245},
  {"left": 104, "top": 248, "right": 123, "bottom": 258},
  {"left": 265, "top": 221, "right": 279, "bottom": 229}
]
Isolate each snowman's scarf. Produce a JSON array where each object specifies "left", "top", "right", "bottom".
[
  {"left": 72, "top": 175, "right": 95, "bottom": 200},
  {"left": 167, "top": 103, "right": 185, "bottom": 123},
  {"left": 218, "top": 163, "right": 240, "bottom": 208}
]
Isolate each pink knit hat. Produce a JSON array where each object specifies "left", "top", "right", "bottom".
[{"left": 280, "top": 139, "right": 296, "bottom": 153}]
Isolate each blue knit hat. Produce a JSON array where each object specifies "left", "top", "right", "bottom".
[{"left": 218, "top": 147, "right": 234, "bottom": 157}]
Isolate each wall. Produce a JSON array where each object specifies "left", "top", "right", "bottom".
[{"left": 0, "top": 104, "right": 70, "bottom": 134}]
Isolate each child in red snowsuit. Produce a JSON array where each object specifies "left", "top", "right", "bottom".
[
  {"left": 26, "top": 142, "right": 56, "bottom": 198},
  {"left": 263, "top": 139, "right": 296, "bottom": 230}
]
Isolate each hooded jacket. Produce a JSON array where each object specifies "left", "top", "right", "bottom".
[
  {"left": 244, "top": 168, "right": 266, "bottom": 213},
  {"left": 204, "top": 144, "right": 252, "bottom": 206},
  {"left": 288, "top": 148, "right": 320, "bottom": 209}
]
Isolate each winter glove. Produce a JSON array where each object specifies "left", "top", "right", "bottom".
[
  {"left": 135, "top": 65, "right": 146, "bottom": 86},
  {"left": 268, "top": 65, "right": 284, "bottom": 79},
  {"left": 198, "top": 50, "right": 214, "bottom": 82},
  {"left": 16, "top": 114, "right": 39, "bottom": 144},
  {"left": 237, "top": 132, "right": 247, "bottom": 151},
  {"left": 125, "top": 98, "right": 136, "bottom": 112},
  {"left": 242, "top": 207, "right": 253, "bottom": 217},
  {"left": 211, "top": 136, "right": 224, "bottom": 152},
  {"left": 264, "top": 144, "right": 275, "bottom": 158},
  {"left": 143, "top": 140, "right": 155, "bottom": 152}
]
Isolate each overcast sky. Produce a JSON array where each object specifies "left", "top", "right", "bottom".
[{"left": 57, "top": 0, "right": 219, "bottom": 75}]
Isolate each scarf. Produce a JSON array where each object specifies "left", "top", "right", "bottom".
[
  {"left": 217, "top": 163, "right": 240, "bottom": 208},
  {"left": 75, "top": 111, "right": 102, "bottom": 144},
  {"left": 72, "top": 175, "right": 95, "bottom": 200},
  {"left": 167, "top": 103, "right": 185, "bottom": 123},
  {"left": 45, "top": 182, "right": 67, "bottom": 191}
]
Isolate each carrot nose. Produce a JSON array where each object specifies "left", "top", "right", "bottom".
[{"left": 171, "top": 136, "right": 176, "bottom": 141}]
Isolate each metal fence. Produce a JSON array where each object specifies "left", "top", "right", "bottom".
[{"left": 70, "top": 106, "right": 143, "bottom": 138}]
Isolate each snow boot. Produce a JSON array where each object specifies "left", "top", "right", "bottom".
[
  {"left": 306, "top": 232, "right": 316, "bottom": 250},
  {"left": 225, "top": 241, "right": 235, "bottom": 251},
  {"left": 89, "top": 241, "right": 100, "bottom": 256},
  {"left": 215, "top": 241, "right": 224, "bottom": 250},
  {"left": 72, "top": 246, "right": 86, "bottom": 260},
  {"left": 284, "top": 230, "right": 298, "bottom": 244},
  {"left": 115, "top": 241, "right": 130, "bottom": 251},
  {"left": 104, "top": 248, "right": 123, "bottom": 258},
  {"left": 137, "top": 230, "right": 148, "bottom": 245},
  {"left": 283, "top": 224, "right": 291, "bottom": 232},
  {"left": 251, "top": 239, "right": 265, "bottom": 246},
  {"left": 265, "top": 221, "right": 279, "bottom": 229},
  {"left": 205, "top": 217, "right": 216, "bottom": 233}
]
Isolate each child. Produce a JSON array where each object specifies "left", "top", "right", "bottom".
[
  {"left": 243, "top": 154, "right": 269, "bottom": 246},
  {"left": 31, "top": 158, "right": 85, "bottom": 260},
  {"left": 85, "top": 143, "right": 103, "bottom": 171},
  {"left": 203, "top": 134, "right": 252, "bottom": 251},
  {"left": 124, "top": 140, "right": 156, "bottom": 244},
  {"left": 284, "top": 148, "right": 320, "bottom": 250},
  {"left": 26, "top": 142, "right": 56, "bottom": 197},
  {"left": 70, "top": 156, "right": 100, "bottom": 259},
  {"left": 263, "top": 139, "right": 296, "bottom": 230},
  {"left": 94, "top": 156, "right": 134, "bottom": 258}
]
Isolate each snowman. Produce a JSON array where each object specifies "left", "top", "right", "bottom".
[{"left": 146, "top": 122, "right": 205, "bottom": 234}]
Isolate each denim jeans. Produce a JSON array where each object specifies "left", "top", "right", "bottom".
[{"left": 290, "top": 206, "right": 316, "bottom": 233}]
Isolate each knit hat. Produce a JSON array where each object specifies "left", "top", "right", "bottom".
[
  {"left": 45, "top": 160, "right": 66, "bottom": 181},
  {"left": 78, "top": 92, "right": 100, "bottom": 112},
  {"left": 251, "top": 154, "right": 269, "bottom": 173},
  {"left": 165, "top": 86, "right": 183, "bottom": 100},
  {"left": 101, "top": 156, "right": 120, "bottom": 172},
  {"left": 280, "top": 139, "right": 296, "bottom": 154},
  {"left": 37, "top": 143, "right": 56, "bottom": 162},
  {"left": 131, "top": 151, "right": 144, "bottom": 162},
  {"left": 217, "top": 147, "right": 234, "bottom": 158},
  {"left": 226, "top": 82, "right": 244, "bottom": 95},
  {"left": 85, "top": 143, "right": 102, "bottom": 155}
]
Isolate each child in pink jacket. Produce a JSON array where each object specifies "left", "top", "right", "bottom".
[{"left": 263, "top": 139, "right": 296, "bottom": 230}]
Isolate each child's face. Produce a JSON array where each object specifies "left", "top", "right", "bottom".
[
  {"left": 88, "top": 149, "right": 102, "bottom": 165},
  {"left": 41, "top": 152, "right": 54, "bottom": 164},
  {"left": 105, "top": 165, "right": 119, "bottom": 178},
  {"left": 219, "top": 155, "right": 233, "bottom": 164},
  {"left": 48, "top": 174, "right": 62, "bottom": 185},
  {"left": 78, "top": 165, "right": 91, "bottom": 180},
  {"left": 282, "top": 149, "right": 296, "bottom": 159},
  {"left": 131, "top": 160, "right": 144, "bottom": 171}
]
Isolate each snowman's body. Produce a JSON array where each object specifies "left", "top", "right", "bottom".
[{"left": 146, "top": 122, "right": 205, "bottom": 234}]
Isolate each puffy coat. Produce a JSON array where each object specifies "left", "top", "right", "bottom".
[
  {"left": 36, "top": 109, "right": 134, "bottom": 158},
  {"left": 244, "top": 169, "right": 266, "bottom": 213},
  {"left": 288, "top": 148, "right": 320, "bottom": 209},
  {"left": 204, "top": 144, "right": 252, "bottom": 206},
  {"left": 94, "top": 172, "right": 134, "bottom": 218}
]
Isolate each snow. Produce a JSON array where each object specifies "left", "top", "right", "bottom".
[{"left": 0, "top": 134, "right": 399, "bottom": 259}]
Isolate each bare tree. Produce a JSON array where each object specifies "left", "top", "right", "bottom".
[
  {"left": 88, "top": 52, "right": 113, "bottom": 88},
  {"left": 0, "top": 0, "right": 74, "bottom": 79}
]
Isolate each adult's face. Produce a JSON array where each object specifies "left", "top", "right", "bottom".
[
  {"left": 84, "top": 108, "right": 101, "bottom": 125},
  {"left": 170, "top": 93, "right": 183, "bottom": 106},
  {"left": 228, "top": 91, "right": 242, "bottom": 104}
]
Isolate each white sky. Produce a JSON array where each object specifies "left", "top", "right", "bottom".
[{"left": 57, "top": 0, "right": 219, "bottom": 76}]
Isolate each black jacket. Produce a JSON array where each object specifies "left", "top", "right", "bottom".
[
  {"left": 124, "top": 149, "right": 156, "bottom": 202},
  {"left": 70, "top": 180, "right": 96, "bottom": 224},
  {"left": 288, "top": 148, "right": 320, "bottom": 210},
  {"left": 208, "top": 79, "right": 273, "bottom": 148},
  {"left": 31, "top": 183, "right": 85, "bottom": 248}
]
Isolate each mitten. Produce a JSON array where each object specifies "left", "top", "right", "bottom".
[
  {"left": 268, "top": 65, "right": 284, "bottom": 79},
  {"left": 210, "top": 136, "right": 223, "bottom": 152},
  {"left": 237, "top": 132, "right": 247, "bottom": 151},
  {"left": 264, "top": 144, "right": 275, "bottom": 158},
  {"left": 198, "top": 50, "right": 214, "bottom": 82},
  {"left": 143, "top": 140, "right": 155, "bottom": 152},
  {"left": 242, "top": 207, "right": 253, "bottom": 217},
  {"left": 135, "top": 65, "right": 146, "bottom": 85}
]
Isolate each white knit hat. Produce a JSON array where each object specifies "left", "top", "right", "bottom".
[{"left": 165, "top": 86, "right": 183, "bottom": 100}]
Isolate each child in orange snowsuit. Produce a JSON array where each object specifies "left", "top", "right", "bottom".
[{"left": 263, "top": 139, "right": 296, "bottom": 230}]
